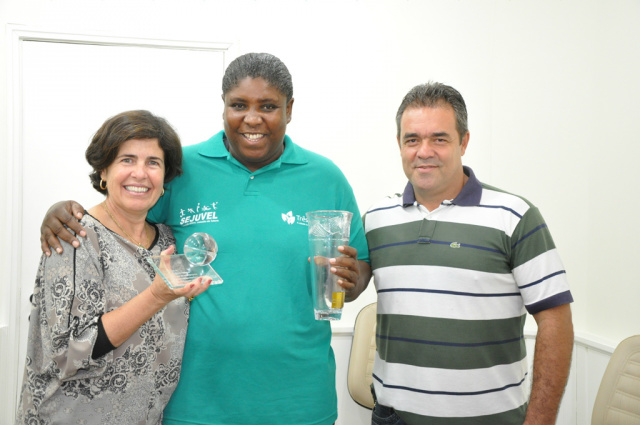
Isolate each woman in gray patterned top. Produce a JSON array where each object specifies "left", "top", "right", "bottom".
[{"left": 16, "top": 110, "right": 212, "bottom": 425}]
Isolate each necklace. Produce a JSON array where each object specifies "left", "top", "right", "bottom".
[{"left": 102, "top": 201, "right": 148, "bottom": 248}]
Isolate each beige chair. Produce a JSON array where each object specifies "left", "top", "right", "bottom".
[
  {"left": 347, "top": 302, "right": 377, "bottom": 409},
  {"left": 592, "top": 335, "right": 640, "bottom": 425}
]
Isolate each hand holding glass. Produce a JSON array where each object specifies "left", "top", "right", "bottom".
[{"left": 307, "top": 210, "right": 352, "bottom": 320}]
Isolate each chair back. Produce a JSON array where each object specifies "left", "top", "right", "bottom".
[
  {"left": 347, "top": 302, "right": 377, "bottom": 409},
  {"left": 592, "top": 335, "right": 640, "bottom": 425}
]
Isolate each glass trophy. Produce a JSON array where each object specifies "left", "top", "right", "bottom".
[{"left": 146, "top": 232, "right": 223, "bottom": 289}]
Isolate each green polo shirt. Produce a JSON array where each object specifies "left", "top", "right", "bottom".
[{"left": 149, "top": 130, "right": 369, "bottom": 425}]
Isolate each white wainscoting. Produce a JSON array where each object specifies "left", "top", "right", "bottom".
[{"left": 330, "top": 328, "right": 617, "bottom": 425}]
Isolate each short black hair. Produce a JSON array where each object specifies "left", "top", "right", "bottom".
[
  {"left": 222, "top": 53, "right": 293, "bottom": 101},
  {"left": 396, "top": 82, "right": 468, "bottom": 141}
]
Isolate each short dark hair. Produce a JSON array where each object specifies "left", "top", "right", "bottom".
[
  {"left": 396, "top": 82, "right": 468, "bottom": 141},
  {"left": 222, "top": 53, "right": 293, "bottom": 101},
  {"left": 86, "top": 110, "right": 183, "bottom": 194}
]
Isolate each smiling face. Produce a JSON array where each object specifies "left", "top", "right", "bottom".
[
  {"left": 222, "top": 77, "right": 293, "bottom": 172},
  {"left": 100, "top": 138, "right": 165, "bottom": 216},
  {"left": 398, "top": 103, "right": 470, "bottom": 209}
]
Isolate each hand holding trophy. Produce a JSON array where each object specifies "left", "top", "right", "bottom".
[{"left": 147, "top": 233, "right": 223, "bottom": 289}]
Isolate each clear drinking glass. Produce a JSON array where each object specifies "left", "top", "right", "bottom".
[{"left": 306, "top": 210, "right": 353, "bottom": 320}]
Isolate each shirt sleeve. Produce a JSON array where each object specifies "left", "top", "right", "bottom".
[
  {"left": 92, "top": 315, "right": 117, "bottom": 359},
  {"left": 510, "top": 206, "right": 573, "bottom": 314},
  {"left": 35, "top": 228, "right": 111, "bottom": 381}
]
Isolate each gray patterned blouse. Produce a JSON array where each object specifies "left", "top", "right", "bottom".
[{"left": 16, "top": 214, "right": 190, "bottom": 425}]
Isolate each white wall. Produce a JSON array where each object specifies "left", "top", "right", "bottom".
[{"left": 2, "top": 0, "right": 639, "bottom": 423}]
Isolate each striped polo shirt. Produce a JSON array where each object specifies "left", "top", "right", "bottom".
[{"left": 363, "top": 166, "right": 573, "bottom": 425}]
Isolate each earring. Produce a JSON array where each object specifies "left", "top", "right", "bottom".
[
  {"left": 161, "top": 188, "right": 165, "bottom": 196},
  {"left": 100, "top": 179, "right": 107, "bottom": 190}
]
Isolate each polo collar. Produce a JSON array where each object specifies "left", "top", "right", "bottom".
[
  {"left": 197, "top": 130, "right": 309, "bottom": 169},
  {"left": 402, "top": 166, "right": 482, "bottom": 208},
  {"left": 196, "top": 131, "right": 228, "bottom": 158}
]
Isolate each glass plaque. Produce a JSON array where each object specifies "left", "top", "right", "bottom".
[{"left": 147, "top": 233, "right": 223, "bottom": 289}]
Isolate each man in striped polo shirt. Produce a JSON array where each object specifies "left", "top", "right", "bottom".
[{"left": 363, "top": 82, "right": 574, "bottom": 425}]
